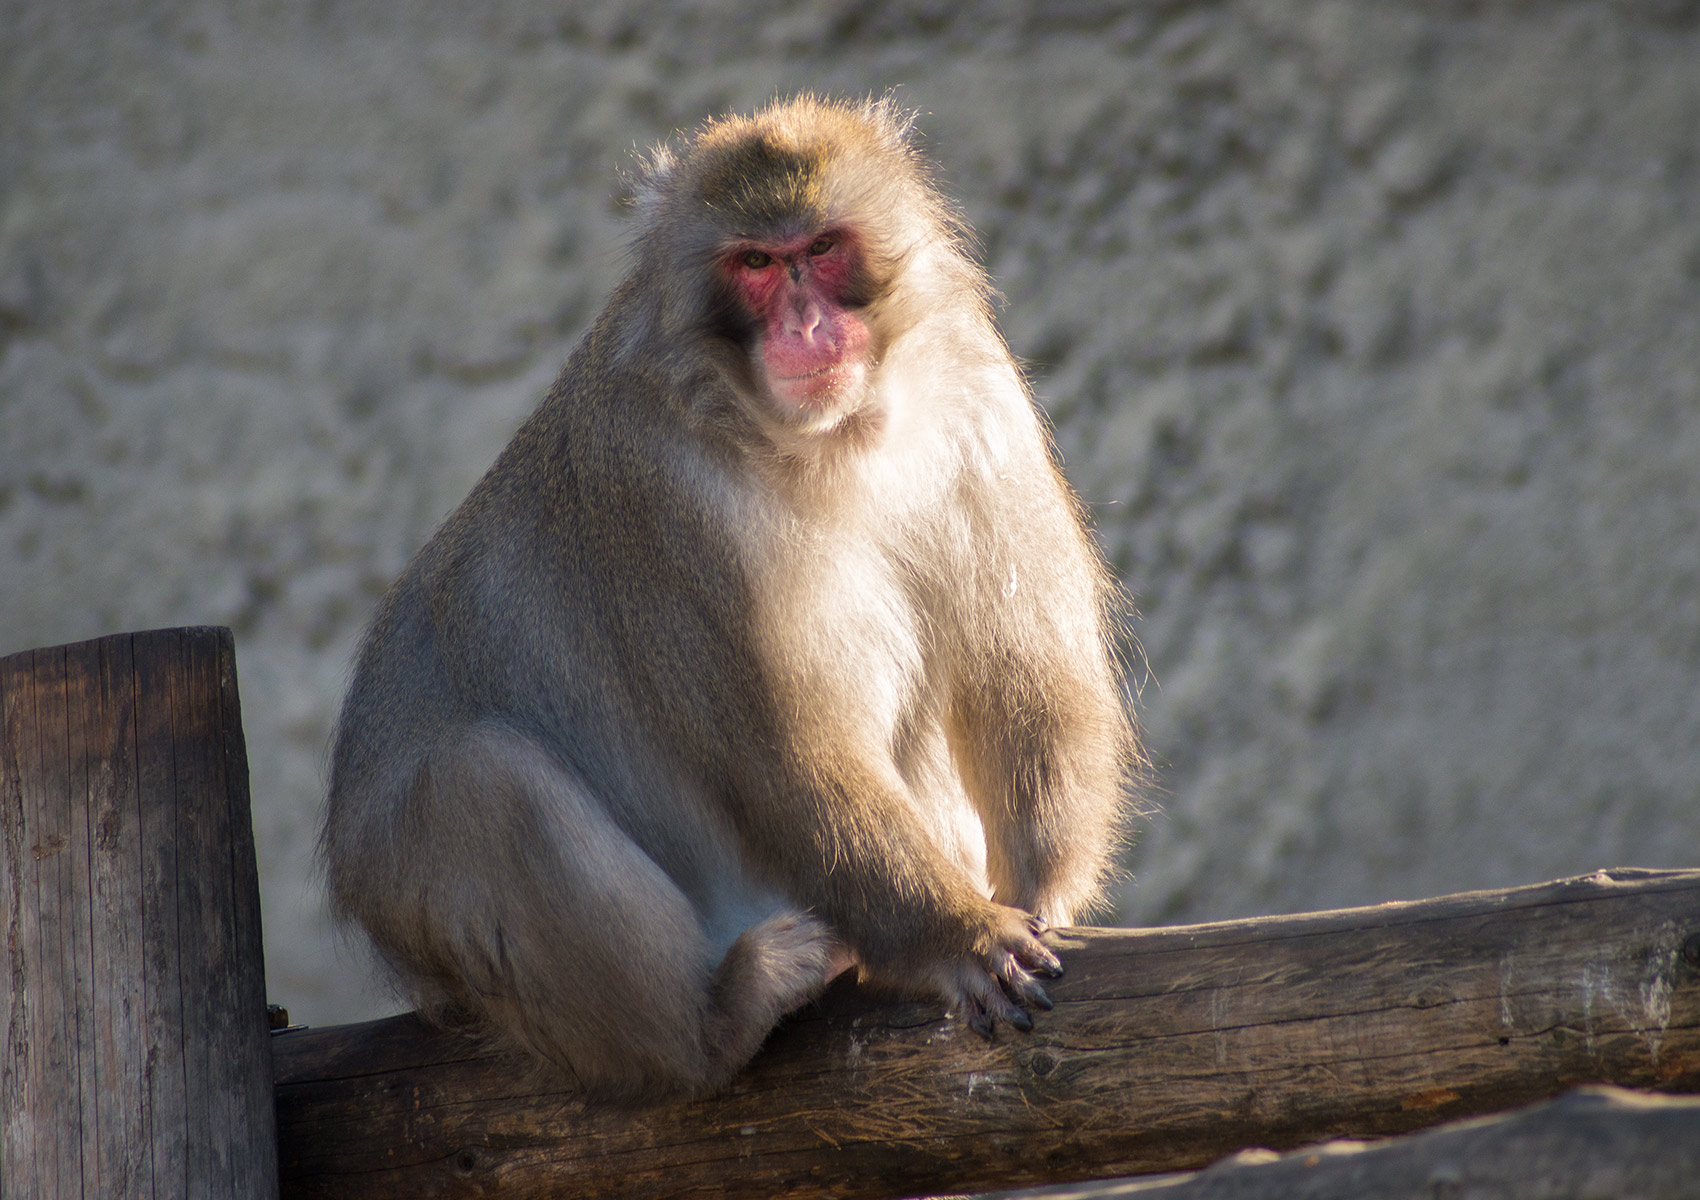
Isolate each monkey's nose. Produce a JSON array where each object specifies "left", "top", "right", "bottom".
[{"left": 786, "top": 299, "right": 823, "bottom": 339}]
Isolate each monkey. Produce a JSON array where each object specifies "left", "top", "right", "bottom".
[{"left": 322, "top": 95, "right": 1139, "bottom": 1101}]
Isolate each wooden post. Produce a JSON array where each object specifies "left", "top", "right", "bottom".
[
  {"left": 274, "top": 869, "right": 1700, "bottom": 1200},
  {"left": 1, "top": 628, "right": 278, "bottom": 1199}
]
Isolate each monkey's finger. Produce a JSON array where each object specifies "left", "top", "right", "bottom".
[
  {"left": 970, "top": 968, "right": 1037, "bottom": 1032},
  {"left": 1007, "top": 975, "right": 1054, "bottom": 1012},
  {"left": 983, "top": 984, "right": 1034, "bottom": 1031},
  {"left": 993, "top": 959, "right": 1055, "bottom": 1012},
  {"left": 1015, "top": 940, "right": 1064, "bottom": 979}
]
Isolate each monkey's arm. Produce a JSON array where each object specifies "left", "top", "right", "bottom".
[
  {"left": 951, "top": 494, "right": 1134, "bottom": 926},
  {"left": 728, "top": 728, "right": 1067, "bottom": 1033},
  {"left": 956, "top": 657, "right": 1131, "bottom": 925}
]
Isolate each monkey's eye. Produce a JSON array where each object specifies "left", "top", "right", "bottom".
[
  {"left": 741, "top": 250, "right": 774, "bottom": 269},
  {"left": 807, "top": 237, "right": 835, "bottom": 256}
]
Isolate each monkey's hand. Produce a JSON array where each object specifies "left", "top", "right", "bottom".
[{"left": 930, "top": 904, "right": 1064, "bottom": 1038}]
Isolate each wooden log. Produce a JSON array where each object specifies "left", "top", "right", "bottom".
[
  {"left": 1006, "top": 1086, "right": 1700, "bottom": 1199},
  {"left": 273, "top": 868, "right": 1700, "bottom": 1200},
  {"left": 1, "top": 628, "right": 278, "bottom": 1200}
]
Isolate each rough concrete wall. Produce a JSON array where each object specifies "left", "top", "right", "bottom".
[{"left": 3, "top": 2, "right": 1697, "bottom": 1025}]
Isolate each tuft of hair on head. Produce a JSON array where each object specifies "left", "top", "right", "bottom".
[{"left": 629, "top": 94, "right": 938, "bottom": 235}]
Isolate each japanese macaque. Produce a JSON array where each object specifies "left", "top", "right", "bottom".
[{"left": 323, "top": 95, "right": 1139, "bottom": 1101}]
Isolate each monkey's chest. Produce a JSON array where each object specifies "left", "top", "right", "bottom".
[{"left": 753, "top": 551, "right": 992, "bottom": 895}]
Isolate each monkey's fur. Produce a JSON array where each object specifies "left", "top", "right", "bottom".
[{"left": 323, "top": 96, "right": 1139, "bottom": 1100}]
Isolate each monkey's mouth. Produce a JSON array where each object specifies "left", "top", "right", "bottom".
[{"left": 770, "top": 360, "right": 867, "bottom": 410}]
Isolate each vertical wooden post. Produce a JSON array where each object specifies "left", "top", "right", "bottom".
[{"left": 2, "top": 628, "right": 278, "bottom": 1199}]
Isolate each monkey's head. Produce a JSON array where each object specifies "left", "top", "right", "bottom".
[{"left": 628, "top": 96, "right": 986, "bottom": 447}]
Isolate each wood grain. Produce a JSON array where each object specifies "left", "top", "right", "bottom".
[
  {"left": 274, "top": 868, "right": 1700, "bottom": 1199},
  {"left": 1, "top": 628, "right": 278, "bottom": 1200}
]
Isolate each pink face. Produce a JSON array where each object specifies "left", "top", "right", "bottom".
[{"left": 722, "top": 229, "right": 872, "bottom": 421}]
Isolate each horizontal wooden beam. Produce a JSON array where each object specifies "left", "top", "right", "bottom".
[{"left": 274, "top": 868, "right": 1700, "bottom": 1199}]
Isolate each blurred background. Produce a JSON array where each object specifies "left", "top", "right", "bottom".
[{"left": 4, "top": 2, "right": 1698, "bottom": 1026}]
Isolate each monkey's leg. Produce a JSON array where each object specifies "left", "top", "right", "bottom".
[{"left": 393, "top": 725, "right": 842, "bottom": 1099}]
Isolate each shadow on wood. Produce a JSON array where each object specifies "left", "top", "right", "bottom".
[{"left": 275, "top": 868, "right": 1700, "bottom": 1199}]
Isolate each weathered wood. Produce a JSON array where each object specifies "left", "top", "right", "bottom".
[
  {"left": 274, "top": 868, "right": 1700, "bottom": 1199},
  {"left": 1, "top": 628, "right": 278, "bottom": 1200},
  {"left": 999, "top": 1086, "right": 1700, "bottom": 1199}
]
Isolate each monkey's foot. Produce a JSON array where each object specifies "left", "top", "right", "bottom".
[{"left": 712, "top": 911, "right": 844, "bottom": 1028}]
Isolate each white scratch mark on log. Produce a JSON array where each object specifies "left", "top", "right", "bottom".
[
  {"left": 1581, "top": 962, "right": 1605, "bottom": 1056},
  {"left": 1635, "top": 920, "right": 1681, "bottom": 1064},
  {"left": 1579, "top": 922, "right": 1682, "bottom": 1063},
  {"left": 966, "top": 1072, "right": 999, "bottom": 1098},
  {"left": 1499, "top": 951, "right": 1516, "bottom": 1033}
]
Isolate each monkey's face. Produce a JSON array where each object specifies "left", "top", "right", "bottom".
[{"left": 721, "top": 228, "right": 876, "bottom": 435}]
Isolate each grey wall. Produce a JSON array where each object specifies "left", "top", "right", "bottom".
[{"left": 4, "top": 2, "right": 1697, "bottom": 1026}]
